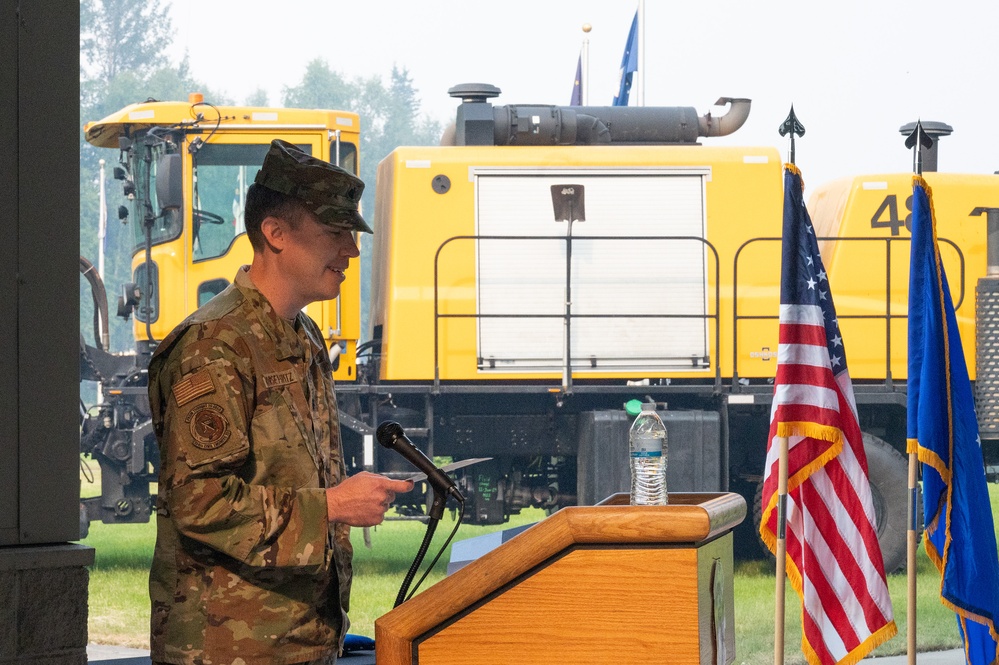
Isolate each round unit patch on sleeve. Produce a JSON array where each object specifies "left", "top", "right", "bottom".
[{"left": 185, "top": 403, "right": 231, "bottom": 450}]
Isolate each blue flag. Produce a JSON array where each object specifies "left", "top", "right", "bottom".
[
  {"left": 612, "top": 12, "right": 638, "bottom": 106},
  {"left": 570, "top": 54, "right": 582, "bottom": 106},
  {"left": 907, "top": 175, "right": 999, "bottom": 665}
]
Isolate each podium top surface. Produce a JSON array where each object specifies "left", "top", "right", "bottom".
[{"left": 571, "top": 491, "right": 746, "bottom": 544}]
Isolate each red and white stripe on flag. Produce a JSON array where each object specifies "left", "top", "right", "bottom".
[{"left": 760, "top": 302, "right": 896, "bottom": 665}]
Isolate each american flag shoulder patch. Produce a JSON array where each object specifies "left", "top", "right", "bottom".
[{"left": 172, "top": 367, "right": 216, "bottom": 406}]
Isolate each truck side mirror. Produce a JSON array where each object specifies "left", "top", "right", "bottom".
[
  {"left": 155, "top": 153, "right": 183, "bottom": 214},
  {"left": 117, "top": 282, "right": 141, "bottom": 320}
]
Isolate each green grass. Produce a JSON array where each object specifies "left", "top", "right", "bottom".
[
  {"left": 733, "top": 552, "right": 968, "bottom": 665},
  {"left": 82, "top": 466, "right": 999, "bottom": 660},
  {"left": 737, "top": 484, "right": 999, "bottom": 663}
]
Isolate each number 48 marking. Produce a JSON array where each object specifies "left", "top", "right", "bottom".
[{"left": 870, "top": 194, "right": 913, "bottom": 235}]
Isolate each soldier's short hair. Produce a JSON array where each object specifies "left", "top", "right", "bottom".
[{"left": 243, "top": 184, "right": 309, "bottom": 252}]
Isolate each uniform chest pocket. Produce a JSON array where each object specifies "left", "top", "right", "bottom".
[{"left": 252, "top": 385, "right": 320, "bottom": 484}]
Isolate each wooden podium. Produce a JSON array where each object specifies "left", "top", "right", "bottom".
[{"left": 374, "top": 492, "right": 746, "bottom": 664}]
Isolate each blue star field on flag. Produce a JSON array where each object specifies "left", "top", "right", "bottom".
[{"left": 779, "top": 174, "right": 846, "bottom": 376}]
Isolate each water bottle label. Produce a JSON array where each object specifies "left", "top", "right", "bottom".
[
  {"left": 631, "top": 434, "right": 662, "bottom": 454},
  {"left": 631, "top": 450, "right": 663, "bottom": 458}
]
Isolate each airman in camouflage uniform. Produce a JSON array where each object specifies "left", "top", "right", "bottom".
[{"left": 148, "top": 140, "right": 411, "bottom": 665}]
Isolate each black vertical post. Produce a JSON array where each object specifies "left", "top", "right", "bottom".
[
  {"left": 0, "top": 0, "right": 80, "bottom": 546},
  {"left": 0, "top": 2, "right": 93, "bottom": 662},
  {"left": 551, "top": 184, "right": 586, "bottom": 395},
  {"left": 564, "top": 211, "right": 574, "bottom": 394},
  {"left": 0, "top": 0, "right": 19, "bottom": 544}
]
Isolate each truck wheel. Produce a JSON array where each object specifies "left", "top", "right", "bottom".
[
  {"left": 864, "top": 432, "right": 920, "bottom": 574},
  {"left": 79, "top": 502, "right": 90, "bottom": 540},
  {"left": 752, "top": 432, "right": 919, "bottom": 574}
]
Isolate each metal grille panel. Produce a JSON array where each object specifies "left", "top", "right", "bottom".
[{"left": 975, "top": 277, "right": 999, "bottom": 439}]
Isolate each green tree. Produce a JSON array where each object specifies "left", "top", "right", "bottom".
[
  {"left": 282, "top": 60, "right": 357, "bottom": 111},
  {"left": 245, "top": 88, "right": 270, "bottom": 107},
  {"left": 80, "top": 0, "right": 173, "bottom": 105}
]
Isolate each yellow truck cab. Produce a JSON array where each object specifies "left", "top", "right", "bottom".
[{"left": 84, "top": 93, "right": 362, "bottom": 378}]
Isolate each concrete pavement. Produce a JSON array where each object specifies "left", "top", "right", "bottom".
[
  {"left": 861, "top": 649, "right": 965, "bottom": 664},
  {"left": 87, "top": 643, "right": 377, "bottom": 664},
  {"left": 88, "top": 643, "right": 966, "bottom": 664}
]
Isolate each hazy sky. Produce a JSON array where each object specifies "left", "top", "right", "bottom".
[{"left": 167, "top": 0, "right": 998, "bottom": 190}]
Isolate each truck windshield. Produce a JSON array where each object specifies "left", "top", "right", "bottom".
[
  {"left": 189, "top": 141, "right": 358, "bottom": 261},
  {"left": 190, "top": 142, "right": 282, "bottom": 261}
]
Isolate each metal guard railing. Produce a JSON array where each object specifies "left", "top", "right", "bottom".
[
  {"left": 732, "top": 235, "right": 965, "bottom": 391},
  {"left": 433, "top": 234, "right": 722, "bottom": 393}
]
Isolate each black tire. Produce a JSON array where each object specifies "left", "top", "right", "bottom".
[
  {"left": 79, "top": 502, "right": 90, "bottom": 540},
  {"left": 752, "top": 432, "right": 920, "bottom": 573},
  {"left": 864, "top": 432, "right": 921, "bottom": 574}
]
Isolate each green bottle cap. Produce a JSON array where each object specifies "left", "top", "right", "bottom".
[{"left": 624, "top": 399, "right": 644, "bottom": 417}]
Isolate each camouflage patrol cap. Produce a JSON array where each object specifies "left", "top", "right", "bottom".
[{"left": 254, "top": 139, "right": 372, "bottom": 234}]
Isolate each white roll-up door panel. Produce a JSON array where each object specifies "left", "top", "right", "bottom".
[{"left": 476, "top": 170, "right": 709, "bottom": 373}]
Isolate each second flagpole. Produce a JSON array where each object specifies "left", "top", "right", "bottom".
[
  {"left": 903, "top": 119, "right": 931, "bottom": 665},
  {"left": 774, "top": 435, "right": 789, "bottom": 665},
  {"left": 773, "top": 107, "right": 805, "bottom": 665}
]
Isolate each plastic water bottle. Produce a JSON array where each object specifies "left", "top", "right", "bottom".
[{"left": 629, "top": 402, "right": 668, "bottom": 505}]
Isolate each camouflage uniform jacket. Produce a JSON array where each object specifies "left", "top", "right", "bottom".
[{"left": 148, "top": 266, "right": 352, "bottom": 665}]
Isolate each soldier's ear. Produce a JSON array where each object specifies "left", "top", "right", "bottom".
[{"left": 259, "top": 215, "right": 285, "bottom": 254}]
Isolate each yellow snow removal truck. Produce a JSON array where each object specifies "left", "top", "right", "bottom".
[{"left": 81, "top": 86, "right": 999, "bottom": 571}]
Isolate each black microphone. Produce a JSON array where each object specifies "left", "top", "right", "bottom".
[{"left": 375, "top": 421, "right": 464, "bottom": 502}]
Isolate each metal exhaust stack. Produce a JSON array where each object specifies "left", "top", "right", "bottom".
[{"left": 441, "top": 83, "right": 750, "bottom": 147}]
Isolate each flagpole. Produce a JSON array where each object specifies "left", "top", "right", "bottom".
[
  {"left": 907, "top": 449, "right": 918, "bottom": 665},
  {"left": 907, "top": 124, "right": 922, "bottom": 665},
  {"left": 774, "top": 435, "right": 789, "bottom": 665},
  {"left": 582, "top": 23, "right": 590, "bottom": 106},
  {"left": 773, "top": 107, "right": 804, "bottom": 665},
  {"left": 903, "top": 120, "right": 929, "bottom": 665},
  {"left": 636, "top": 0, "right": 645, "bottom": 106}
]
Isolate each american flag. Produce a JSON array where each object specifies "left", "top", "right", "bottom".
[{"left": 759, "top": 164, "right": 897, "bottom": 665}]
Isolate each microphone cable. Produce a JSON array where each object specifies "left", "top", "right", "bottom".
[
  {"left": 405, "top": 505, "right": 464, "bottom": 603},
  {"left": 393, "top": 494, "right": 465, "bottom": 607}
]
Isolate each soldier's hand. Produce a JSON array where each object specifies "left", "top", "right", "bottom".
[{"left": 325, "top": 472, "right": 415, "bottom": 526}]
